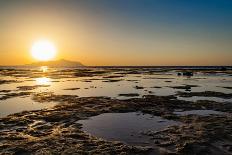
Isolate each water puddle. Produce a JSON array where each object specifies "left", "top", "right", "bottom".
[
  {"left": 0, "top": 97, "right": 56, "bottom": 117},
  {"left": 174, "top": 110, "right": 224, "bottom": 116},
  {"left": 77, "top": 112, "right": 181, "bottom": 146}
]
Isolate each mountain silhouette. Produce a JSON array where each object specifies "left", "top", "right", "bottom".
[{"left": 27, "top": 59, "right": 84, "bottom": 67}]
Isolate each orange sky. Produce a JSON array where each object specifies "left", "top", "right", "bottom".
[{"left": 0, "top": 1, "right": 232, "bottom": 66}]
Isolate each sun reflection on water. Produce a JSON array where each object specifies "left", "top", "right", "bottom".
[
  {"left": 40, "top": 66, "right": 48, "bottom": 72},
  {"left": 36, "top": 77, "right": 51, "bottom": 85}
]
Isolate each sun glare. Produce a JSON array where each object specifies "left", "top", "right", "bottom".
[
  {"left": 31, "top": 40, "right": 56, "bottom": 61},
  {"left": 40, "top": 66, "right": 48, "bottom": 72},
  {"left": 36, "top": 77, "right": 51, "bottom": 85}
]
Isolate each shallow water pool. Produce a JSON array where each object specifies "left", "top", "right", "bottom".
[{"left": 77, "top": 112, "right": 181, "bottom": 146}]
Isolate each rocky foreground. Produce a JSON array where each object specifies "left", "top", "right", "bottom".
[{"left": 0, "top": 93, "right": 232, "bottom": 155}]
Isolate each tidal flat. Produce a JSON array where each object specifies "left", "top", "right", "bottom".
[{"left": 0, "top": 67, "right": 232, "bottom": 155}]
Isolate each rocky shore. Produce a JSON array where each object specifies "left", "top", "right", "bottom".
[
  {"left": 0, "top": 93, "right": 232, "bottom": 155},
  {"left": 0, "top": 67, "right": 232, "bottom": 154}
]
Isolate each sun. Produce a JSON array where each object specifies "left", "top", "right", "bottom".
[{"left": 31, "top": 40, "right": 57, "bottom": 61}]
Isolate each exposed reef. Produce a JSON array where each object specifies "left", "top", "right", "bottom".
[
  {"left": 0, "top": 80, "right": 21, "bottom": 85},
  {"left": 1, "top": 67, "right": 232, "bottom": 154},
  {"left": 177, "top": 91, "right": 232, "bottom": 99},
  {"left": 0, "top": 92, "right": 32, "bottom": 100},
  {"left": 0, "top": 93, "right": 231, "bottom": 155}
]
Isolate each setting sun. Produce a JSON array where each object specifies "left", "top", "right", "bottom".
[{"left": 31, "top": 40, "right": 56, "bottom": 61}]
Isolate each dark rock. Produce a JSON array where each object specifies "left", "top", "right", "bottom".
[
  {"left": 220, "top": 67, "right": 227, "bottom": 71},
  {"left": 183, "top": 72, "right": 193, "bottom": 76}
]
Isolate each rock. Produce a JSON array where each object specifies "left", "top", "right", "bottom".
[
  {"left": 134, "top": 86, "right": 144, "bottom": 89},
  {"left": 154, "top": 140, "right": 160, "bottom": 144},
  {"left": 118, "top": 93, "right": 140, "bottom": 97},
  {"left": 220, "top": 67, "right": 227, "bottom": 71},
  {"left": 183, "top": 72, "right": 193, "bottom": 76}
]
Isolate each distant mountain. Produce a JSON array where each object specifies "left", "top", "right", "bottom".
[{"left": 27, "top": 59, "right": 84, "bottom": 67}]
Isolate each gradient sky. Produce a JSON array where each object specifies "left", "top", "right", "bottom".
[{"left": 0, "top": 0, "right": 232, "bottom": 66}]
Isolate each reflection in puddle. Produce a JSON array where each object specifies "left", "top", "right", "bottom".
[
  {"left": 77, "top": 112, "right": 181, "bottom": 146},
  {"left": 174, "top": 110, "right": 224, "bottom": 116},
  {"left": 0, "top": 97, "right": 56, "bottom": 117},
  {"left": 36, "top": 77, "right": 51, "bottom": 85}
]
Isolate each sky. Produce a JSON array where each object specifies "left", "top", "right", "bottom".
[{"left": 0, "top": 0, "right": 232, "bottom": 66}]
